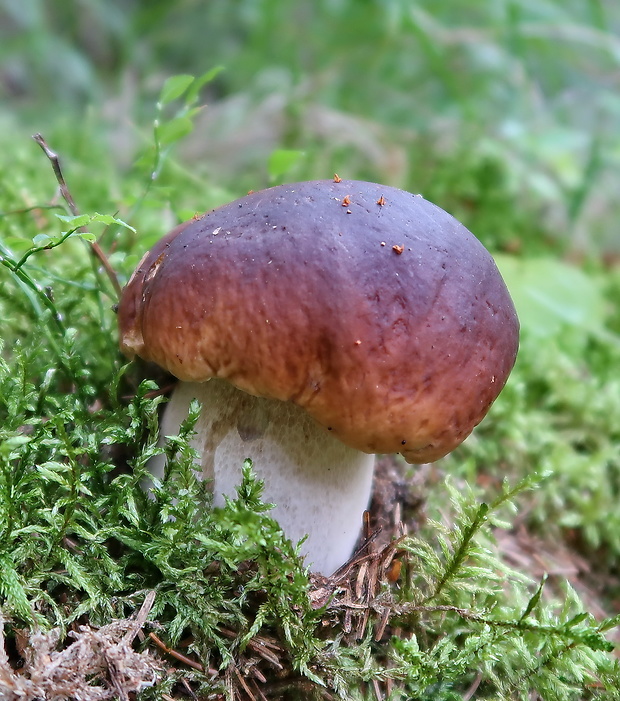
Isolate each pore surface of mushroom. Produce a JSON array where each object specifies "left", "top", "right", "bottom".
[{"left": 118, "top": 180, "right": 519, "bottom": 575}]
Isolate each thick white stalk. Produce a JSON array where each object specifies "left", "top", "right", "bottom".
[{"left": 150, "top": 379, "right": 375, "bottom": 575}]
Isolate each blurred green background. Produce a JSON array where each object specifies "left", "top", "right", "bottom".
[{"left": 2, "top": 0, "right": 620, "bottom": 254}]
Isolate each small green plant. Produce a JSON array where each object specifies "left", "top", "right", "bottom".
[
  {"left": 1, "top": 347, "right": 619, "bottom": 699},
  {"left": 443, "top": 256, "right": 620, "bottom": 572}
]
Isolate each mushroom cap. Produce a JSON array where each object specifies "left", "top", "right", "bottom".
[{"left": 119, "top": 180, "right": 519, "bottom": 463}]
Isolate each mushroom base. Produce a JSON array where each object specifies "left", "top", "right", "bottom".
[{"left": 150, "top": 379, "right": 376, "bottom": 575}]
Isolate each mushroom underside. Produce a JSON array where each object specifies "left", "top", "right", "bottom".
[{"left": 149, "top": 378, "right": 375, "bottom": 575}]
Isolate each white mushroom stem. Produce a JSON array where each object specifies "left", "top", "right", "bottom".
[{"left": 149, "top": 379, "right": 375, "bottom": 575}]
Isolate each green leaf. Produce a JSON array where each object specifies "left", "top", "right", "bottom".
[
  {"left": 580, "top": 632, "right": 614, "bottom": 653},
  {"left": 2, "top": 237, "right": 34, "bottom": 253},
  {"left": 0, "top": 552, "right": 33, "bottom": 622},
  {"left": 55, "top": 213, "right": 91, "bottom": 228},
  {"left": 32, "top": 233, "right": 52, "bottom": 247},
  {"left": 156, "top": 116, "right": 195, "bottom": 147},
  {"left": 564, "top": 612, "right": 590, "bottom": 628},
  {"left": 519, "top": 575, "right": 547, "bottom": 622},
  {"left": 159, "top": 74, "right": 195, "bottom": 105},
  {"left": 598, "top": 612, "right": 620, "bottom": 633},
  {"left": 76, "top": 232, "right": 96, "bottom": 242},
  {"left": 54, "top": 212, "right": 135, "bottom": 233},
  {"left": 37, "top": 461, "right": 71, "bottom": 485},
  {"left": 0, "top": 435, "right": 31, "bottom": 456},
  {"left": 268, "top": 149, "right": 306, "bottom": 182},
  {"left": 185, "top": 65, "right": 225, "bottom": 105},
  {"left": 89, "top": 213, "right": 135, "bottom": 230},
  {"left": 494, "top": 255, "right": 616, "bottom": 349}
]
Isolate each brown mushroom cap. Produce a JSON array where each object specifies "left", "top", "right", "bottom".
[{"left": 119, "top": 180, "right": 519, "bottom": 463}]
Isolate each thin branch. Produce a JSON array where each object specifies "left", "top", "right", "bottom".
[
  {"left": 32, "top": 133, "right": 79, "bottom": 214},
  {"left": 233, "top": 664, "right": 257, "bottom": 700},
  {"left": 148, "top": 632, "right": 203, "bottom": 672},
  {"left": 32, "top": 133, "right": 123, "bottom": 299},
  {"left": 148, "top": 632, "right": 217, "bottom": 675}
]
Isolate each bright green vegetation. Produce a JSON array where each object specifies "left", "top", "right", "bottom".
[{"left": 1, "top": 1, "right": 620, "bottom": 699}]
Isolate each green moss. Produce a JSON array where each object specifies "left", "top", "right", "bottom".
[{"left": 0, "top": 60, "right": 619, "bottom": 697}]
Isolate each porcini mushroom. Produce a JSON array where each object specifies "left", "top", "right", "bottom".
[{"left": 118, "top": 180, "right": 519, "bottom": 575}]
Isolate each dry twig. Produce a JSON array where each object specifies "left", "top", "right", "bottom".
[
  {"left": 0, "top": 592, "right": 159, "bottom": 701},
  {"left": 32, "top": 133, "right": 123, "bottom": 299}
]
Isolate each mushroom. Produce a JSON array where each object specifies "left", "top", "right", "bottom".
[{"left": 118, "top": 179, "right": 519, "bottom": 575}]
